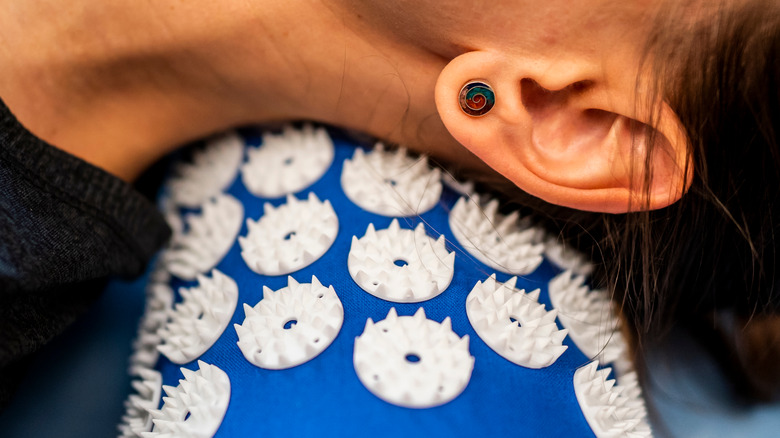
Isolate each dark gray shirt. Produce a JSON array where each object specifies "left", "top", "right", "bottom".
[{"left": 0, "top": 99, "right": 170, "bottom": 409}]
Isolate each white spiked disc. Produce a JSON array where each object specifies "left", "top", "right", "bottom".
[
  {"left": 353, "top": 307, "right": 474, "bottom": 408},
  {"left": 239, "top": 192, "right": 339, "bottom": 276},
  {"left": 157, "top": 270, "right": 238, "bottom": 364},
  {"left": 466, "top": 275, "right": 568, "bottom": 368},
  {"left": 573, "top": 361, "right": 652, "bottom": 438},
  {"left": 118, "top": 368, "right": 162, "bottom": 437},
  {"left": 235, "top": 275, "right": 344, "bottom": 370},
  {"left": 548, "top": 271, "right": 628, "bottom": 370},
  {"left": 166, "top": 132, "right": 244, "bottom": 208},
  {"left": 341, "top": 143, "right": 442, "bottom": 216},
  {"left": 544, "top": 237, "right": 593, "bottom": 275},
  {"left": 241, "top": 124, "right": 334, "bottom": 198},
  {"left": 144, "top": 361, "right": 231, "bottom": 438},
  {"left": 348, "top": 219, "right": 455, "bottom": 303},
  {"left": 130, "top": 282, "right": 174, "bottom": 369},
  {"left": 449, "top": 194, "right": 545, "bottom": 275},
  {"left": 163, "top": 194, "right": 244, "bottom": 281}
]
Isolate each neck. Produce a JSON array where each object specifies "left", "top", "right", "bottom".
[
  {"left": 0, "top": 0, "right": 485, "bottom": 181},
  {"left": 229, "top": 1, "right": 484, "bottom": 169}
]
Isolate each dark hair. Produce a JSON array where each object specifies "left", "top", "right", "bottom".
[
  {"left": 626, "top": 0, "right": 780, "bottom": 401},
  {"left": 461, "top": 0, "right": 780, "bottom": 402}
]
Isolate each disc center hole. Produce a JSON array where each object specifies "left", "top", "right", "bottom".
[{"left": 405, "top": 353, "right": 421, "bottom": 364}]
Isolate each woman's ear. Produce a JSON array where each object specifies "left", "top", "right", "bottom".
[{"left": 435, "top": 50, "right": 692, "bottom": 213}]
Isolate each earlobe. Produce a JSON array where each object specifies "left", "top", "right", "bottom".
[{"left": 435, "top": 50, "right": 692, "bottom": 213}]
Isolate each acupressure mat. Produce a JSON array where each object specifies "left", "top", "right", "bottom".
[{"left": 121, "top": 125, "right": 650, "bottom": 438}]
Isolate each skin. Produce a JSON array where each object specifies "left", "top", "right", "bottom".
[{"left": 0, "top": 0, "right": 689, "bottom": 212}]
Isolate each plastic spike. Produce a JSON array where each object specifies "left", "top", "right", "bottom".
[{"left": 386, "top": 307, "right": 398, "bottom": 322}]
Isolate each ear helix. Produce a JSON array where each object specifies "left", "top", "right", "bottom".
[{"left": 459, "top": 81, "right": 495, "bottom": 117}]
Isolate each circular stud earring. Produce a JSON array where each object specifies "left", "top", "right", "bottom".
[{"left": 459, "top": 81, "right": 495, "bottom": 117}]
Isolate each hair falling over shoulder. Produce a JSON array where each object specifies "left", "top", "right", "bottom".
[
  {"left": 465, "top": 0, "right": 780, "bottom": 402},
  {"left": 634, "top": 0, "right": 780, "bottom": 401}
]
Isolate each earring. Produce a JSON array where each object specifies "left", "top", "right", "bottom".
[{"left": 459, "top": 81, "right": 495, "bottom": 117}]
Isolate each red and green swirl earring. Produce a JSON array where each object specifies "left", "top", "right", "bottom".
[{"left": 459, "top": 81, "right": 495, "bottom": 117}]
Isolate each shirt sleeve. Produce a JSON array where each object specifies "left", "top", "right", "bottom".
[{"left": 0, "top": 98, "right": 171, "bottom": 409}]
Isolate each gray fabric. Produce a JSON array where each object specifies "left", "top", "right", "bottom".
[{"left": 0, "top": 99, "right": 170, "bottom": 409}]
